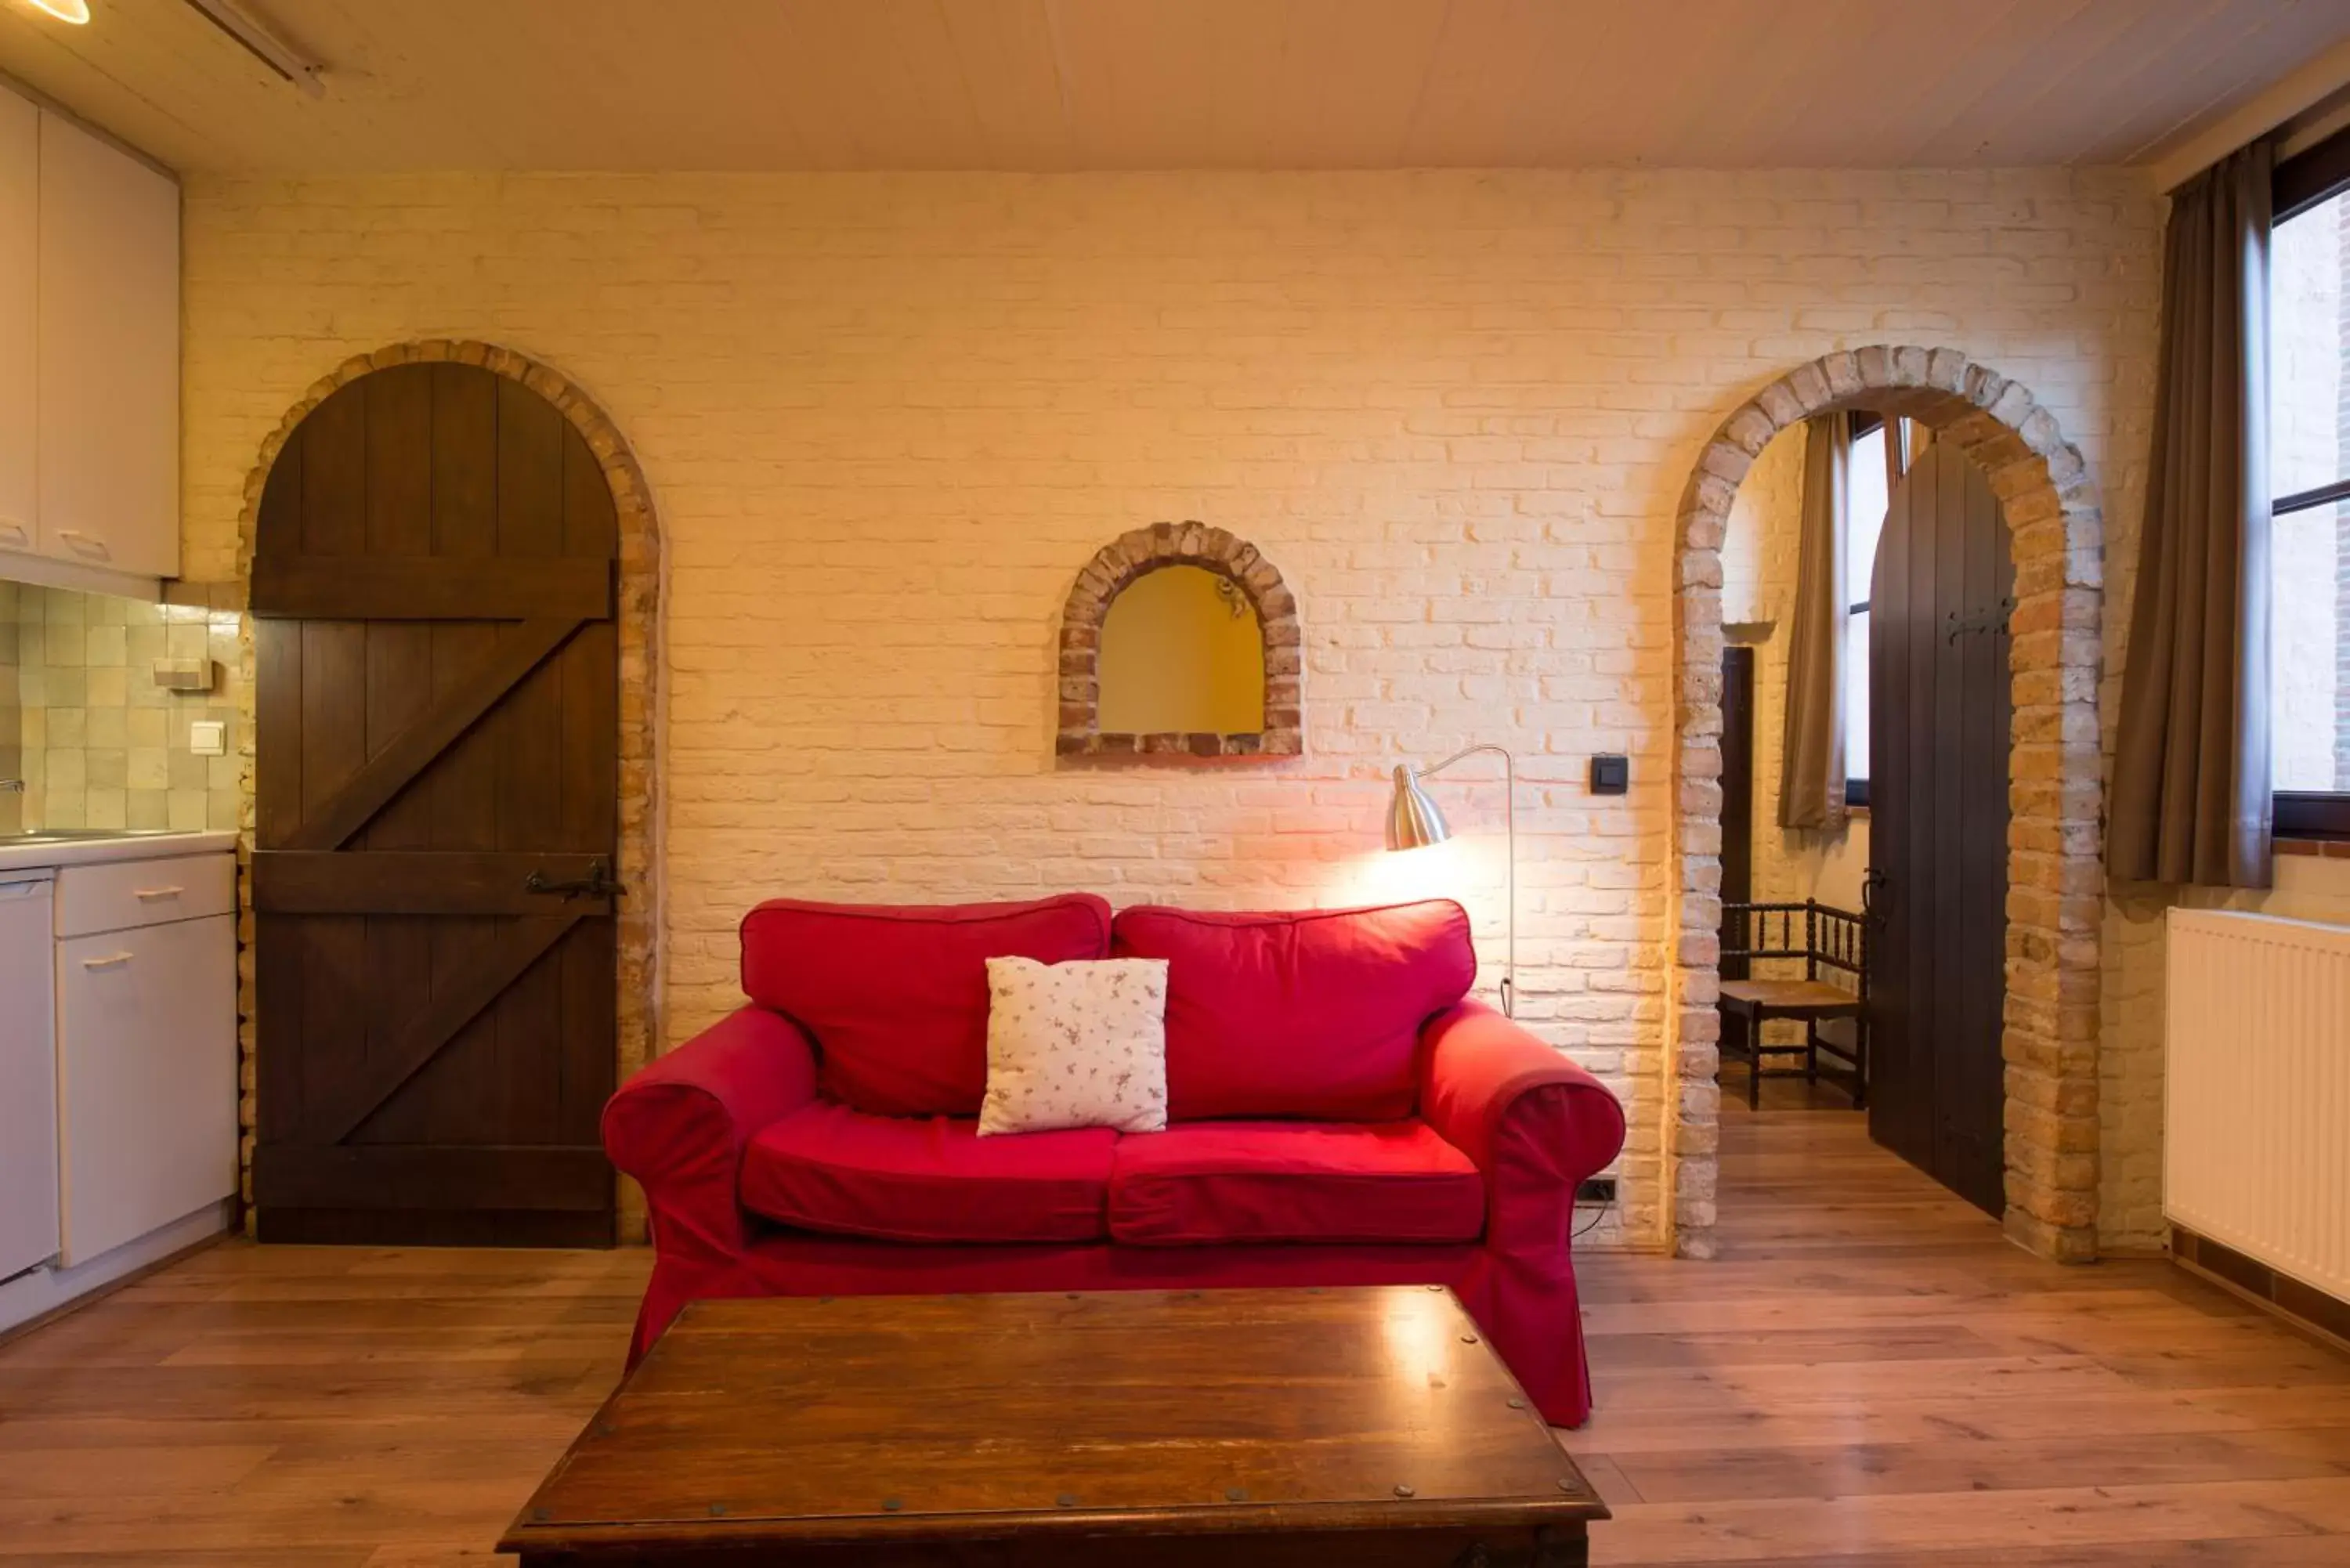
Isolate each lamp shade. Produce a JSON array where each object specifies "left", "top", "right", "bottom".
[{"left": 1385, "top": 764, "right": 1451, "bottom": 851}]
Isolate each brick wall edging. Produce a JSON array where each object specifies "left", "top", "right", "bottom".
[
  {"left": 1055, "top": 520, "right": 1303, "bottom": 759},
  {"left": 229, "top": 339, "right": 663, "bottom": 1239},
  {"left": 1670, "top": 345, "right": 2105, "bottom": 1263}
]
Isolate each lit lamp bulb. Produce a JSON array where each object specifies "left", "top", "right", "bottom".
[{"left": 27, "top": 0, "right": 92, "bottom": 22}]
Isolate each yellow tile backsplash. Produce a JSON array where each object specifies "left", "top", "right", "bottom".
[{"left": 3, "top": 582, "right": 244, "bottom": 835}]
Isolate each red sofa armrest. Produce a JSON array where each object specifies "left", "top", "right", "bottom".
[
  {"left": 602, "top": 1006, "right": 817, "bottom": 1266},
  {"left": 1419, "top": 1001, "right": 1628, "bottom": 1430},
  {"left": 1419, "top": 1002, "right": 1627, "bottom": 1222}
]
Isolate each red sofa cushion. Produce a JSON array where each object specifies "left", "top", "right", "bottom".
[
  {"left": 740, "top": 894, "right": 1112, "bottom": 1116},
  {"left": 739, "top": 1100, "right": 1116, "bottom": 1244},
  {"left": 1108, "top": 1119, "right": 1484, "bottom": 1245},
  {"left": 1112, "top": 901, "right": 1476, "bottom": 1120}
]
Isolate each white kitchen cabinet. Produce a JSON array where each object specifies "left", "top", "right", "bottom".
[
  {"left": 0, "top": 874, "right": 59, "bottom": 1282},
  {"left": 54, "top": 901, "right": 235, "bottom": 1267},
  {"left": 34, "top": 106, "right": 179, "bottom": 580},
  {"left": 0, "top": 89, "right": 35, "bottom": 561},
  {"left": 0, "top": 837, "right": 235, "bottom": 1337}
]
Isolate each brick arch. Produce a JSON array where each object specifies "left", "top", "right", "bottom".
[
  {"left": 1056, "top": 521, "right": 1303, "bottom": 759},
  {"left": 1670, "top": 346, "right": 2103, "bottom": 1264},
  {"left": 232, "top": 338, "right": 663, "bottom": 1233}
]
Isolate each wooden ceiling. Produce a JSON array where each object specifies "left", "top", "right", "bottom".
[{"left": 1, "top": 0, "right": 2345, "bottom": 175}]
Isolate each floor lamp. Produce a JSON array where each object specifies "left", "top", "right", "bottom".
[{"left": 1385, "top": 744, "right": 1516, "bottom": 1017}]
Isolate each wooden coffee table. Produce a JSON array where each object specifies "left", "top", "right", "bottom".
[{"left": 501, "top": 1286, "right": 1606, "bottom": 1565}]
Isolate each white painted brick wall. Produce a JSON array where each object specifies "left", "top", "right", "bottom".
[{"left": 179, "top": 168, "right": 2163, "bottom": 1252}]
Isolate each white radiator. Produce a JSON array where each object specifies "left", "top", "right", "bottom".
[{"left": 2164, "top": 908, "right": 2350, "bottom": 1301}]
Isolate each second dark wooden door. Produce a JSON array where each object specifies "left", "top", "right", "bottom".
[
  {"left": 251, "top": 360, "right": 619, "bottom": 1247},
  {"left": 1866, "top": 441, "right": 2011, "bottom": 1216},
  {"left": 1719, "top": 645, "right": 1755, "bottom": 982}
]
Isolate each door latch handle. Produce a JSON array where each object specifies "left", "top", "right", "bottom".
[
  {"left": 524, "top": 858, "right": 625, "bottom": 901},
  {"left": 1861, "top": 868, "right": 1888, "bottom": 926}
]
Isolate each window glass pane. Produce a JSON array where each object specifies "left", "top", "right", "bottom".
[
  {"left": 1847, "top": 424, "right": 1888, "bottom": 606},
  {"left": 2272, "top": 190, "right": 2349, "bottom": 500},
  {"left": 2272, "top": 497, "right": 2347, "bottom": 790},
  {"left": 1844, "top": 607, "right": 1871, "bottom": 784}
]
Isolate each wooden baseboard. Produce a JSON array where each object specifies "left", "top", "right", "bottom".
[{"left": 2170, "top": 1223, "right": 2350, "bottom": 1355}]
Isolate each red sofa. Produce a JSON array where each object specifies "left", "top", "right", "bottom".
[{"left": 602, "top": 894, "right": 1628, "bottom": 1425}]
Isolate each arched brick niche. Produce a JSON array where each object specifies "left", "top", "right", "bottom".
[
  {"left": 1669, "top": 345, "right": 2104, "bottom": 1265},
  {"left": 1057, "top": 521, "right": 1302, "bottom": 760},
  {"left": 231, "top": 338, "right": 663, "bottom": 1237}
]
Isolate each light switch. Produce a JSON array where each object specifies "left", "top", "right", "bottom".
[{"left": 189, "top": 721, "right": 227, "bottom": 757}]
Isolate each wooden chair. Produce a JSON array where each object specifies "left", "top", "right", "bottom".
[{"left": 1718, "top": 900, "right": 1867, "bottom": 1109}]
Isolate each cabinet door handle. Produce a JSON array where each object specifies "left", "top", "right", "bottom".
[
  {"left": 0, "top": 520, "right": 27, "bottom": 550},
  {"left": 54, "top": 529, "right": 111, "bottom": 562},
  {"left": 133, "top": 886, "right": 184, "bottom": 901},
  {"left": 81, "top": 952, "right": 134, "bottom": 971}
]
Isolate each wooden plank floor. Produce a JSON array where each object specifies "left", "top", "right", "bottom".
[
  {"left": 0, "top": 1086, "right": 2343, "bottom": 1564},
  {"left": 1571, "top": 1080, "right": 2350, "bottom": 1564}
]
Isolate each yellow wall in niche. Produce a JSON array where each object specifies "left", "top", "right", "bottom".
[{"left": 1097, "top": 565, "right": 1265, "bottom": 734}]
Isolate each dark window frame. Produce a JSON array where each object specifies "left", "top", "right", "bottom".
[
  {"left": 1845, "top": 410, "right": 1890, "bottom": 810},
  {"left": 2271, "top": 125, "right": 2350, "bottom": 838}
]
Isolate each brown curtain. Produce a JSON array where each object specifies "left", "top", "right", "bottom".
[
  {"left": 1780, "top": 415, "right": 1850, "bottom": 830},
  {"left": 2111, "top": 139, "right": 2274, "bottom": 888}
]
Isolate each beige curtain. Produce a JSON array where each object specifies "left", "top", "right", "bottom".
[
  {"left": 1779, "top": 415, "right": 1850, "bottom": 830},
  {"left": 2111, "top": 140, "right": 2273, "bottom": 888}
]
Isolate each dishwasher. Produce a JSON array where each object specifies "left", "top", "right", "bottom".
[{"left": 0, "top": 871, "right": 59, "bottom": 1283}]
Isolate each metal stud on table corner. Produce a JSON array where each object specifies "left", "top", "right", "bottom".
[
  {"left": 1394, "top": 1483, "right": 1416, "bottom": 1498},
  {"left": 530, "top": 1508, "right": 550, "bottom": 1523},
  {"left": 1225, "top": 1487, "right": 1248, "bottom": 1502},
  {"left": 881, "top": 1497, "right": 904, "bottom": 1512},
  {"left": 1556, "top": 1478, "right": 1579, "bottom": 1494},
  {"left": 1460, "top": 1333, "right": 1479, "bottom": 1344},
  {"left": 1056, "top": 1493, "right": 1080, "bottom": 1508},
  {"left": 1506, "top": 1397, "right": 1526, "bottom": 1410},
  {"left": 707, "top": 1503, "right": 727, "bottom": 1517}
]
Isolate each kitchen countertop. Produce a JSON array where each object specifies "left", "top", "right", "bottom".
[{"left": 0, "top": 829, "right": 238, "bottom": 876}]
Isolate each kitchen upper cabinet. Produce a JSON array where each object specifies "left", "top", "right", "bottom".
[
  {"left": 35, "top": 107, "right": 179, "bottom": 581},
  {"left": 0, "top": 91, "right": 34, "bottom": 563}
]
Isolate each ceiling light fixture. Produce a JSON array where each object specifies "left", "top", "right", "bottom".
[
  {"left": 24, "top": 0, "right": 92, "bottom": 23},
  {"left": 179, "top": 0, "right": 323, "bottom": 97}
]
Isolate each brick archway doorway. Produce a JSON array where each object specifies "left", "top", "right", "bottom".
[
  {"left": 1669, "top": 346, "right": 2104, "bottom": 1264},
  {"left": 234, "top": 340, "right": 663, "bottom": 1240}
]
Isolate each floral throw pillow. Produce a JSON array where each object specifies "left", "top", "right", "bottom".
[{"left": 979, "top": 956, "right": 1170, "bottom": 1136}]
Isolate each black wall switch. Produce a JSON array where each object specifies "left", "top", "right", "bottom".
[{"left": 1589, "top": 754, "right": 1629, "bottom": 795}]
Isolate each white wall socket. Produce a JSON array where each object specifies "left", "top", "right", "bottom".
[{"left": 189, "top": 721, "right": 227, "bottom": 757}]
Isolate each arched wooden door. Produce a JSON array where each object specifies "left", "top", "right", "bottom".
[
  {"left": 250, "top": 361, "right": 618, "bottom": 1246},
  {"left": 1867, "top": 440, "right": 2012, "bottom": 1217}
]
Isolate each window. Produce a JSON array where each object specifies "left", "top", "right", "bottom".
[
  {"left": 2271, "top": 132, "right": 2350, "bottom": 836},
  {"left": 1842, "top": 412, "right": 1900, "bottom": 807}
]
